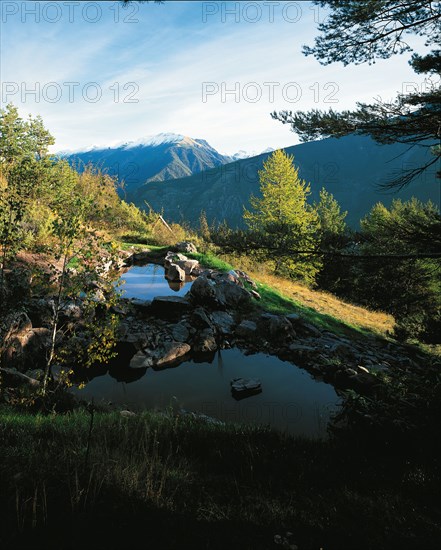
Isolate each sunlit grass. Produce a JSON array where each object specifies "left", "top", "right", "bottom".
[{"left": 188, "top": 251, "right": 394, "bottom": 337}]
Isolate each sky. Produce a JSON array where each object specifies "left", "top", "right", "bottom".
[{"left": 0, "top": 0, "right": 432, "bottom": 155}]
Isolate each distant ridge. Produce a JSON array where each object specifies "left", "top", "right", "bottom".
[
  {"left": 60, "top": 133, "right": 232, "bottom": 197},
  {"left": 131, "top": 134, "right": 440, "bottom": 228}
]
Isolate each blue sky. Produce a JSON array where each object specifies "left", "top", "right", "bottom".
[{"left": 1, "top": 1, "right": 431, "bottom": 154}]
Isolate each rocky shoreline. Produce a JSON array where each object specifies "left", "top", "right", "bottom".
[{"left": 1, "top": 243, "right": 427, "bottom": 402}]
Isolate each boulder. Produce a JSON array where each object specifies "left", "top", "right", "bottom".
[
  {"left": 130, "top": 250, "right": 151, "bottom": 263},
  {"left": 166, "top": 263, "right": 186, "bottom": 282},
  {"left": 258, "top": 313, "right": 293, "bottom": 340},
  {"left": 151, "top": 296, "right": 191, "bottom": 320},
  {"left": 171, "top": 322, "right": 190, "bottom": 342},
  {"left": 194, "top": 328, "right": 217, "bottom": 353},
  {"left": 191, "top": 307, "right": 214, "bottom": 329},
  {"left": 130, "top": 299, "right": 152, "bottom": 316},
  {"left": 249, "top": 290, "right": 261, "bottom": 300},
  {"left": 215, "top": 280, "right": 252, "bottom": 309},
  {"left": 235, "top": 320, "right": 257, "bottom": 338},
  {"left": 299, "top": 322, "right": 322, "bottom": 338},
  {"left": 176, "top": 259, "right": 200, "bottom": 275},
  {"left": 176, "top": 241, "right": 197, "bottom": 253},
  {"left": 231, "top": 377, "right": 262, "bottom": 397},
  {"left": 164, "top": 251, "right": 188, "bottom": 268},
  {"left": 189, "top": 276, "right": 218, "bottom": 307},
  {"left": 286, "top": 313, "right": 301, "bottom": 325},
  {"left": 210, "top": 311, "right": 235, "bottom": 335},
  {"left": 1, "top": 313, "right": 51, "bottom": 371},
  {"left": 130, "top": 341, "right": 191, "bottom": 369}
]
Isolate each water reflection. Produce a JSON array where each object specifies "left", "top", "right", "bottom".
[
  {"left": 72, "top": 348, "right": 340, "bottom": 438},
  {"left": 119, "top": 263, "right": 194, "bottom": 301}
]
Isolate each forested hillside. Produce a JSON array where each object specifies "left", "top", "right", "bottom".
[{"left": 132, "top": 134, "right": 439, "bottom": 228}]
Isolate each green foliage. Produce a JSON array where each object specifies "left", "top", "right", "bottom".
[
  {"left": 314, "top": 188, "right": 351, "bottom": 292},
  {"left": 0, "top": 104, "right": 54, "bottom": 169},
  {"left": 351, "top": 198, "right": 441, "bottom": 341},
  {"left": 314, "top": 187, "right": 347, "bottom": 240},
  {"left": 273, "top": 1, "right": 441, "bottom": 188},
  {"left": 244, "top": 150, "right": 320, "bottom": 283}
]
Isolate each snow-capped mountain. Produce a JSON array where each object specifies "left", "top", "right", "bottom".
[
  {"left": 61, "top": 133, "right": 232, "bottom": 198},
  {"left": 229, "top": 147, "right": 275, "bottom": 161}
]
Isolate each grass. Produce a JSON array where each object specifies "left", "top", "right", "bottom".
[
  {"left": 119, "top": 241, "right": 168, "bottom": 252},
  {"left": 188, "top": 251, "right": 394, "bottom": 338},
  {"left": 0, "top": 405, "right": 439, "bottom": 550},
  {"left": 188, "top": 251, "right": 235, "bottom": 272},
  {"left": 250, "top": 272, "right": 394, "bottom": 338}
]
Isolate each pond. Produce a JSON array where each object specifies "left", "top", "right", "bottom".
[
  {"left": 119, "top": 263, "right": 194, "bottom": 300},
  {"left": 72, "top": 348, "right": 340, "bottom": 438}
]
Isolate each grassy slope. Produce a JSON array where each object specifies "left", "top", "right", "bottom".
[
  {"left": 188, "top": 252, "right": 394, "bottom": 338},
  {"left": 1, "top": 407, "right": 439, "bottom": 550}
]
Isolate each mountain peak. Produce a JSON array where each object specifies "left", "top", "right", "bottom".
[{"left": 228, "top": 147, "right": 275, "bottom": 161}]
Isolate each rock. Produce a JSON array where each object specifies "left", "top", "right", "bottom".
[
  {"left": 129, "top": 350, "right": 151, "bottom": 369},
  {"left": 235, "top": 320, "right": 257, "bottom": 338},
  {"left": 231, "top": 377, "right": 262, "bottom": 395},
  {"left": 299, "top": 322, "right": 322, "bottom": 338},
  {"left": 189, "top": 274, "right": 252, "bottom": 311},
  {"left": 218, "top": 272, "right": 242, "bottom": 285},
  {"left": 26, "top": 298, "right": 54, "bottom": 327},
  {"left": 287, "top": 343, "right": 318, "bottom": 362},
  {"left": 118, "top": 330, "right": 150, "bottom": 351},
  {"left": 0, "top": 367, "right": 41, "bottom": 387},
  {"left": 348, "top": 371, "right": 379, "bottom": 393},
  {"left": 286, "top": 313, "right": 301, "bottom": 324},
  {"left": 357, "top": 365, "right": 370, "bottom": 374},
  {"left": 156, "top": 341, "right": 191, "bottom": 366},
  {"left": 329, "top": 341, "right": 357, "bottom": 358},
  {"left": 176, "top": 241, "right": 197, "bottom": 254},
  {"left": 249, "top": 290, "right": 261, "bottom": 300},
  {"left": 130, "top": 299, "right": 152, "bottom": 316},
  {"left": 1, "top": 313, "right": 51, "bottom": 371},
  {"left": 130, "top": 341, "right": 191, "bottom": 368},
  {"left": 235, "top": 270, "right": 258, "bottom": 289},
  {"left": 130, "top": 250, "right": 151, "bottom": 263},
  {"left": 189, "top": 276, "right": 218, "bottom": 306},
  {"left": 210, "top": 311, "right": 235, "bottom": 335},
  {"left": 176, "top": 259, "right": 199, "bottom": 275},
  {"left": 172, "top": 322, "right": 190, "bottom": 342},
  {"left": 215, "top": 280, "right": 252, "bottom": 309},
  {"left": 194, "top": 328, "right": 217, "bottom": 353},
  {"left": 258, "top": 313, "right": 293, "bottom": 340},
  {"left": 164, "top": 251, "right": 188, "bottom": 268},
  {"left": 61, "top": 302, "right": 82, "bottom": 320},
  {"left": 151, "top": 296, "right": 191, "bottom": 320},
  {"left": 191, "top": 307, "right": 214, "bottom": 329},
  {"left": 166, "top": 263, "right": 186, "bottom": 282}
]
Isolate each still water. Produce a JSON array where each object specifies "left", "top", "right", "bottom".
[
  {"left": 119, "top": 263, "right": 194, "bottom": 300},
  {"left": 73, "top": 348, "right": 340, "bottom": 438},
  {"left": 76, "top": 263, "right": 341, "bottom": 436}
]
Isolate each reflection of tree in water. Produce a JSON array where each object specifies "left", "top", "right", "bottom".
[{"left": 217, "top": 349, "right": 224, "bottom": 374}]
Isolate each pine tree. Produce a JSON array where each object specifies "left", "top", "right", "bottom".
[{"left": 243, "top": 149, "right": 319, "bottom": 282}]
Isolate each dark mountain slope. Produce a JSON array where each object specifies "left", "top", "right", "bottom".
[{"left": 132, "top": 135, "right": 439, "bottom": 228}]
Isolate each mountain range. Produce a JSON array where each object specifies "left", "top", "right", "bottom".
[
  {"left": 63, "top": 133, "right": 440, "bottom": 228},
  {"left": 61, "top": 133, "right": 232, "bottom": 197}
]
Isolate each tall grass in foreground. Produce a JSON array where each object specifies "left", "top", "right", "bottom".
[{"left": 1, "top": 406, "right": 439, "bottom": 550}]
